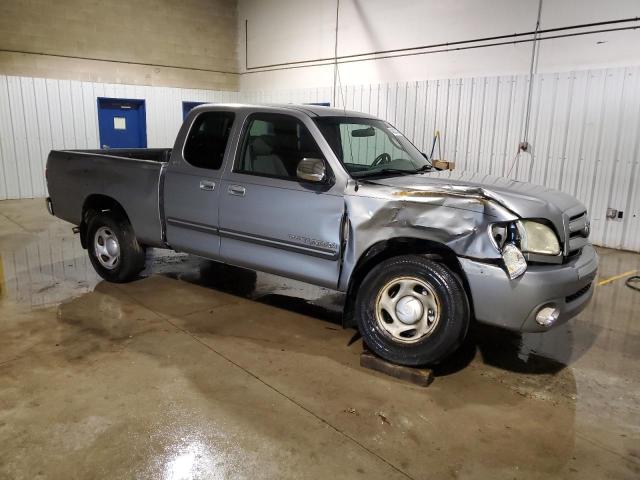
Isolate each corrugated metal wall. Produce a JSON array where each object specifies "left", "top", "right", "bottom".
[
  {"left": 244, "top": 66, "right": 640, "bottom": 252},
  {"left": 0, "top": 75, "right": 239, "bottom": 199},
  {"left": 1, "top": 68, "right": 639, "bottom": 251}
]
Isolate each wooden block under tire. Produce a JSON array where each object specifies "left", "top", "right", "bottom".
[{"left": 360, "top": 350, "right": 434, "bottom": 387}]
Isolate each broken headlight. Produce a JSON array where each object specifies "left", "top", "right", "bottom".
[
  {"left": 491, "top": 222, "right": 527, "bottom": 279},
  {"left": 502, "top": 243, "right": 527, "bottom": 279},
  {"left": 517, "top": 220, "right": 560, "bottom": 256},
  {"left": 491, "top": 220, "right": 560, "bottom": 279}
]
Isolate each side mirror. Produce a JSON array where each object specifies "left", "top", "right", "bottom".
[{"left": 297, "top": 157, "right": 326, "bottom": 183}]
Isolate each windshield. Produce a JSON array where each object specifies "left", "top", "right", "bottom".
[{"left": 314, "top": 117, "right": 431, "bottom": 177}]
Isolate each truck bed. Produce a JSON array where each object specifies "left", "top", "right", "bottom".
[{"left": 46, "top": 149, "right": 171, "bottom": 247}]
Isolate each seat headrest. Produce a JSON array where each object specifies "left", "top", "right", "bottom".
[{"left": 250, "top": 136, "right": 274, "bottom": 156}]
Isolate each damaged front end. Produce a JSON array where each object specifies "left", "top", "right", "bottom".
[
  {"left": 490, "top": 219, "right": 563, "bottom": 279},
  {"left": 340, "top": 175, "right": 597, "bottom": 333},
  {"left": 339, "top": 179, "right": 521, "bottom": 291}
]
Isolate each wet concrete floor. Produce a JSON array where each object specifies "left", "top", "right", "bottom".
[{"left": 0, "top": 199, "right": 638, "bottom": 479}]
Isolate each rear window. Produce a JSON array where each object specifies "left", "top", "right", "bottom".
[{"left": 183, "top": 112, "right": 234, "bottom": 170}]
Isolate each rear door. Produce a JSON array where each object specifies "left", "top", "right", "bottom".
[
  {"left": 219, "top": 112, "right": 345, "bottom": 289},
  {"left": 163, "top": 110, "right": 235, "bottom": 258}
]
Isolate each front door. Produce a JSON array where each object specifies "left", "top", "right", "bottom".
[
  {"left": 219, "top": 112, "right": 344, "bottom": 289},
  {"left": 97, "top": 98, "right": 147, "bottom": 148},
  {"left": 164, "top": 110, "right": 236, "bottom": 258}
]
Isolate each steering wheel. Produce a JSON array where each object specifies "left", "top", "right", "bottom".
[{"left": 371, "top": 152, "right": 392, "bottom": 167}]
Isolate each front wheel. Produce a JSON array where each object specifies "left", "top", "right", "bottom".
[
  {"left": 86, "top": 213, "right": 146, "bottom": 283},
  {"left": 355, "top": 255, "right": 469, "bottom": 366}
]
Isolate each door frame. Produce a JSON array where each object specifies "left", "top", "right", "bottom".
[{"left": 97, "top": 97, "right": 147, "bottom": 149}]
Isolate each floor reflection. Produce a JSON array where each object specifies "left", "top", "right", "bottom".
[{"left": 0, "top": 230, "right": 99, "bottom": 309}]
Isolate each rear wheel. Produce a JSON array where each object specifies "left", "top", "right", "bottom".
[
  {"left": 86, "top": 213, "right": 145, "bottom": 283},
  {"left": 355, "top": 255, "right": 469, "bottom": 366}
]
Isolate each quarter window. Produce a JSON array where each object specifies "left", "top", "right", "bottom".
[
  {"left": 183, "top": 112, "right": 234, "bottom": 170},
  {"left": 237, "top": 114, "right": 325, "bottom": 180}
]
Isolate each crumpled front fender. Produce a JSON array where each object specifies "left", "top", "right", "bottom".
[{"left": 339, "top": 181, "right": 518, "bottom": 291}]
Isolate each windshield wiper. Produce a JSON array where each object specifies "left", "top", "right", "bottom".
[
  {"left": 353, "top": 168, "right": 418, "bottom": 178},
  {"left": 412, "top": 164, "right": 432, "bottom": 173}
]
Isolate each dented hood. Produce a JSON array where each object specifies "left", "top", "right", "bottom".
[{"left": 367, "top": 171, "right": 586, "bottom": 223}]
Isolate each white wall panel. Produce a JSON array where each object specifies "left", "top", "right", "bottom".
[
  {"left": 241, "top": 65, "right": 640, "bottom": 251},
  {"left": 0, "top": 75, "right": 237, "bottom": 201}
]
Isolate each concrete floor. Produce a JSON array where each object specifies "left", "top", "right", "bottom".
[{"left": 0, "top": 199, "right": 638, "bottom": 480}]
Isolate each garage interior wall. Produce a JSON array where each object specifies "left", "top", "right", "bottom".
[
  {"left": 237, "top": 0, "right": 640, "bottom": 252},
  {"left": 239, "top": 0, "right": 640, "bottom": 88},
  {"left": 0, "top": 75, "right": 240, "bottom": 200},
  {"left": 0, "top": 0, "right": 238, "bottom": 90},
  {"left": 0, "top": 0, "right": 239, "bottom": 198},
  {"left": 1, "top": 0, "right": 639, "bottom": 252}
]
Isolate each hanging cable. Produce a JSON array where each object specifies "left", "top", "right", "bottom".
[
  {"left": 522, "top": 0, "right": 543, "bottom": 147},
  {"left": 626, "top": 275, "right": 640, "bottom": 292},
  {"left": 508, "top": 0, "right": 543, "bottom": 178},
  {"left": 332, "top": 0, "right": 341, "bottom": 106}
]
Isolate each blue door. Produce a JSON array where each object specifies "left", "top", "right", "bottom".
[
  {"left": 182, "top": 101, "right": 206, "bottom": 119},
  {"left": 97, "top": 98, "right": 147, "bottom": 149}
]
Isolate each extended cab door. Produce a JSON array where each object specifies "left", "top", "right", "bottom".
[
  {"left": 219, "top": 112, "right": 345, "bottom": 289},
  {"left": 163, "top": 110, "right": 235, "bottom": 258}
]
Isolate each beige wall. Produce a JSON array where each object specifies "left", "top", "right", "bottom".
[{"left": 0, "top": 0, "right": 238, "bottom": 90}]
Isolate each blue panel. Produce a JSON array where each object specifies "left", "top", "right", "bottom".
[
  {"left": 97, "top": 98, "right": 147, "bottom": 148},
  {"left": 183, "top": 101, "right": 206, "bottom": 119}
]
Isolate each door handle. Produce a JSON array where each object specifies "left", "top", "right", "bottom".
[
  {"left": 199, "top": 180, "right": 216, "bottom": 191},
  {"left": 228, "top": 185, "right": 246, "bottom": 197}
]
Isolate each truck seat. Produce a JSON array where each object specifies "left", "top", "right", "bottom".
[{"left": 245, "top": 136, "right": 288, "bottom": 177}]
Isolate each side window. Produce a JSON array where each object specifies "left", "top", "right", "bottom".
[
  {"left": 236, "top": 114, "right": 325, "bottom": 180},
  {"left": 183, "top": 111, "right": 234, "bottom": 169}
]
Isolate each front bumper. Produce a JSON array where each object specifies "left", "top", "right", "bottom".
[{"left": 459, "top": 244, "right": 598, "bottom": 332}]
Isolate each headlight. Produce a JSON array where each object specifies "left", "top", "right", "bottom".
[
  {"left": 490, "top": 220, "right": 560, "bottom": 280},
  {"left": 517, "top": 220, "right": 560, "bottom": 255}
]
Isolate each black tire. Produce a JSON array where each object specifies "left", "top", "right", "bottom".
[
  {"left": 355, "top": 255, "right": 470, "bottom": 366},
  {"left": 86, "top": 212, "right": 146, "bottom": 283}
]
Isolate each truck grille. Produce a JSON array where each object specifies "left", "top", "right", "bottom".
[
  {"left": 564, "top": 209, "right": 589, "bottom": 256},
  {"left": 566, "top": 282, "right": 592, "bottom": 303}
]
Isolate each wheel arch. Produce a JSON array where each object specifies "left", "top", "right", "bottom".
[
  {"left": 80, "top": 194, "right": 131, "bottom": 249},
  {"left": 343, "top": 237, "right": 474, "bottom": 327}
]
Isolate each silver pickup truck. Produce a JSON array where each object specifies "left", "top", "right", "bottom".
[{"left": 45, "top": 104, "right": 598, "bottom": 366}]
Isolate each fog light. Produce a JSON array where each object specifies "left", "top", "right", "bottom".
[
  {"left": 535, "top": 306, "right": 560, "bottom": 327},
  {"left": 502, "top": 243, "right": 527, "bottom": 279}
]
